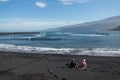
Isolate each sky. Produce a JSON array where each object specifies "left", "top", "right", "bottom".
[{"left": 0, "top": 0, "right": 120, "bottom": 32}]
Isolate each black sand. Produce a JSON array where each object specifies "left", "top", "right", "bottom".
[{"left": 0, "top": 52, "right": 120, "bottom": 80}]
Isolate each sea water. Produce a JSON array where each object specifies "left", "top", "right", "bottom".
[{"left": 0, "top": 30, "right": 120, "bottom": 57}]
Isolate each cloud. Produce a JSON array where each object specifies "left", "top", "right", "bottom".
[
  {"left": 59, "top": 0, "right": 73, "bottom": 5},
  {"left": 35, "top": 1, "right": 47, "bottom": 8},
  {"left": 0, "top": 0, "right": 10, "bottom": 2},
  {"left": 59, "top": 0, "right": 91, "bottom": 5}
]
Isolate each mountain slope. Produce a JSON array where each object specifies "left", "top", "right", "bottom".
[
  {"left": 58, "top": 15, "right": 120, "bottom": 31},
  {"left": 111, "top": 25, "right": 120, "bottom": 31}
]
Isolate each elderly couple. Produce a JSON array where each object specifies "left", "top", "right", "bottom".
[{"left": 70, "top": 59, "right": 87, "bottom": 70}]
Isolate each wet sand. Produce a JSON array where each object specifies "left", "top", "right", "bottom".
[{"left": 0, "top": 52, "right": 120, "bottom": 80}]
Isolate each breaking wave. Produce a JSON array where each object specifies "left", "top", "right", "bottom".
[
  {"left": 0, "top": 43, "right": 120, "bottom": 57},
  {"left": 51, "top": 32, "right": 108, "bottom": 37}
]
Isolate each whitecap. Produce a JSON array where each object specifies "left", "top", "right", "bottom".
[{"left": 0, "top": 43, "right": 120, "bottom": 57}]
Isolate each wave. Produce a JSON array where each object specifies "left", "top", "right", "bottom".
[
  {"left": 0, "top": 36, "right": 62, "bottom": 41},
  {"left": 52, "top": 32, "right": 108, "bottom": 37},
  {"left": 35, "top": 33, "right": 46, "bottom": 37},
  {"left": 69, "top": 33, "right": 106, "bottom": 37},
  {"left": 0, "top": 43, "right": 120, "bottom": 57},
  {"left": 0, "top": 32, "right": 110, "bottom": 41},
  {"left": 19, "top": 36, "right": 62, "bottom": 40}
]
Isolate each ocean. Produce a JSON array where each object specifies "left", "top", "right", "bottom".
[{"left": 0, "top": 30, "right": 120, "bottom": 57}]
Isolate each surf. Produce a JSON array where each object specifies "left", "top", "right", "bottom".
[{"left": 0, "top": 43, "right": 120, "bottom": 57}]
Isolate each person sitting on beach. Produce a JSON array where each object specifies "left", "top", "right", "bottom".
[
  {"left": 79, "top": 59, "right": 87, "bottom": 70},
  {"left": 69, "top": 59, "right": 77, "bottom": 68}
]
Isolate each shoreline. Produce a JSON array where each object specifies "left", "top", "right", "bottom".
[
  {"left": 0, "top": 52, "right": 120, "bottom": 80},
  {"left": 0, "top": 51, "right": 120, "bottom": 58}
]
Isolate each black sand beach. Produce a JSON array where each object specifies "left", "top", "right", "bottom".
[{"left": 0, "top": 52, "right": 120, "bottom": 80}]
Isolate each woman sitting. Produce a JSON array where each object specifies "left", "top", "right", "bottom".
[{"left": 79, "top": 59, "right": 87, "bottom": 70}]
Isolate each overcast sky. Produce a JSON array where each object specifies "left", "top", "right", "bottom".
[{"left": 0, "top": 0, "right": 120, "bottom": 32}]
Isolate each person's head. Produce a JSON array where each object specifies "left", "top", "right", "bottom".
[{"left": 82, "top": 59, "right": 86, "bottom": 62}]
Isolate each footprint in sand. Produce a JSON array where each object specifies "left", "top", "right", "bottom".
[
  {"left": 47, "top": 69, "right": 52, "bottom": 75},
  {"left": 118, "top": 72, "right": 120, "bottom": 75},
  {"left": 54, "top": 74, "right": 59, "bottom": 78},
  {"left": 62, "top": 78, "right": 67, "bottom": 80},
  {"left": 111, "top": 72, "right": 114, "bottom": 75},
  {"left": 49, "top": 71, "right": 52, "bottom": 74},
  {"left": 47, "top": 69, "right": 59, "bottom": 79},
  {"left": 47, "top": 69, "right": 50, "bottom": 72}
]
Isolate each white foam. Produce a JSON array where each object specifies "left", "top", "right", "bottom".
[
  {"left": 54, "top": 32, "right": 106, "bottom": 37},
  {"left": 0, "top": 43, "right": 120, "bottom": 57},
  {"left": 70, "top": 33, "right": 106, "bottom": 37},
  {"left": 35, "top": 33, "right": 46, "bottom": 37}
]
